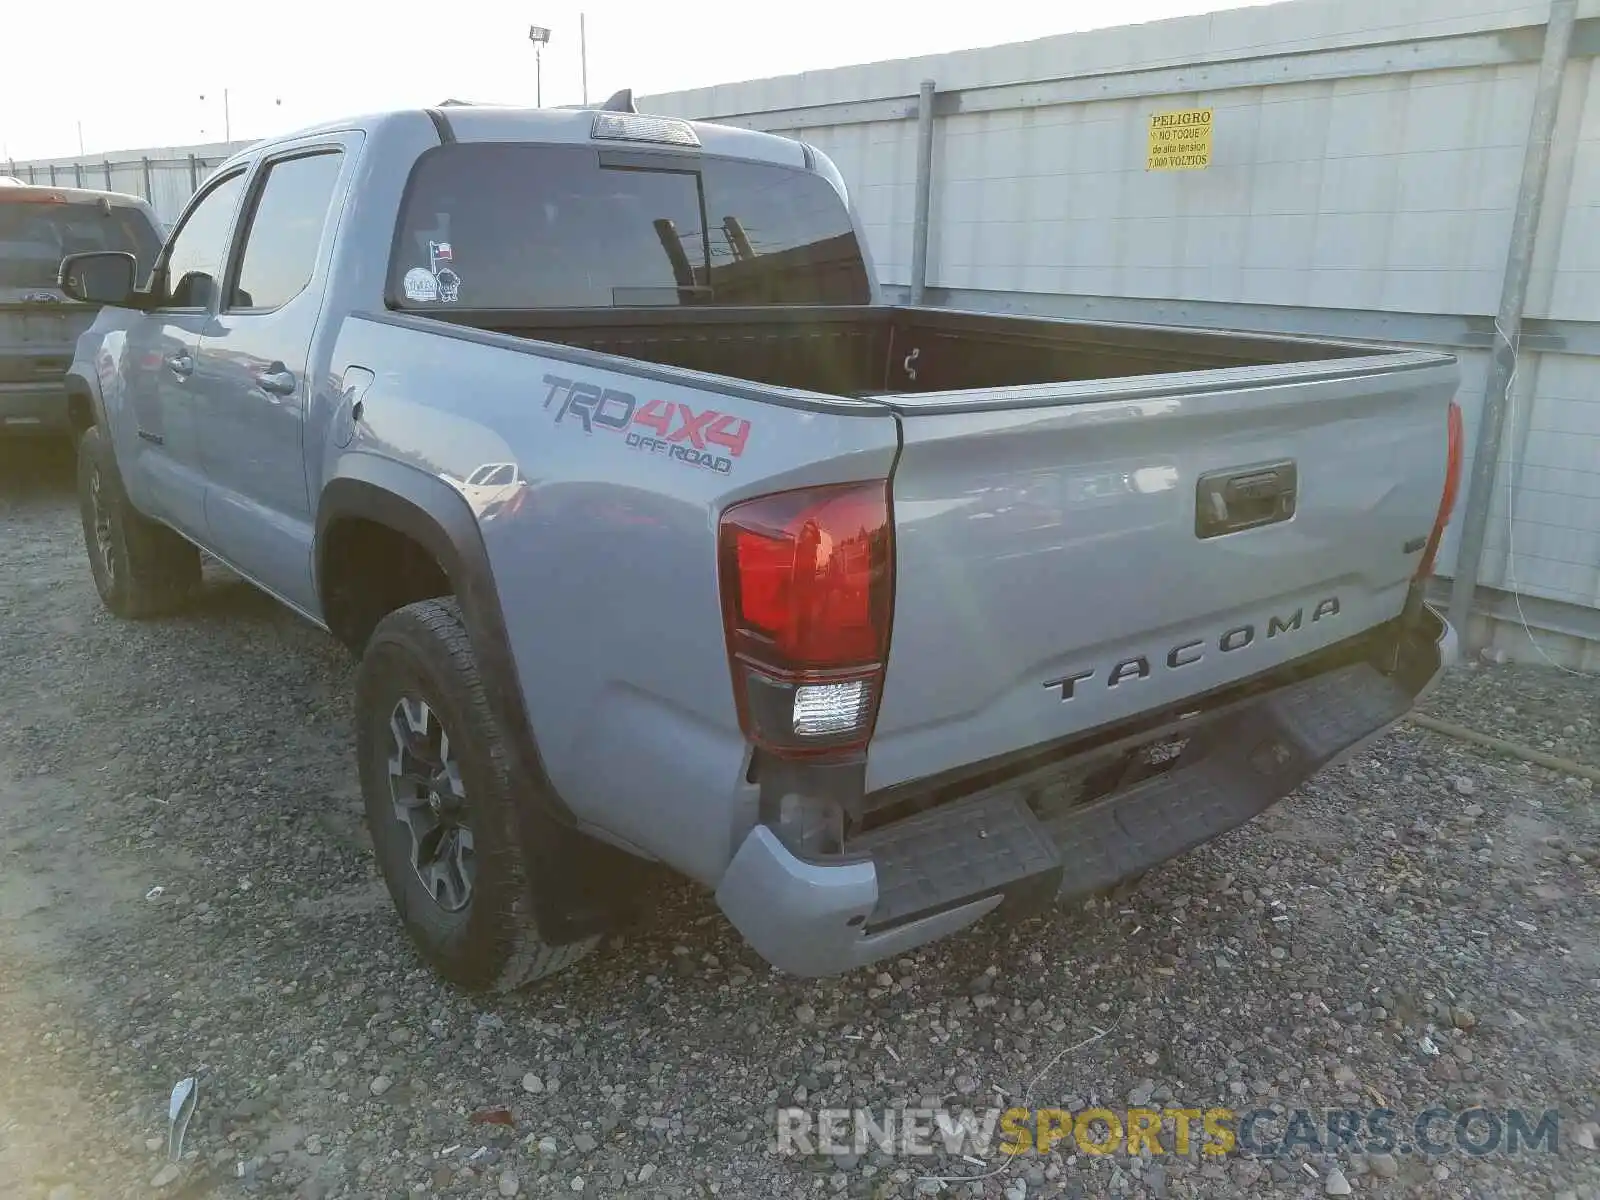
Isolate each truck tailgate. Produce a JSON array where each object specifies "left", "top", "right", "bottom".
[
  {"left": 0, "top": 297, "right": 91, "bottom": 372},
  {"left": 866, "top": 351, "right": 1459, "bottom": 794}
]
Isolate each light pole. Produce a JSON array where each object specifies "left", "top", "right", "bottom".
[
  {"left": 529, "top": 25, "right": 552, "bottom": 107},
  {"left": 199, "top": 90, "right": 232, "bottom": 142},
  {"left": 580, "top": 13, "right": 588, "bottom": 107},
  {"left": 198, "top": 92, "right": 283, "bottom": 143}
]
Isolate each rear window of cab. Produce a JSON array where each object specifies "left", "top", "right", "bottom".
[
  {"left": 387, "top": 143, "right": 871, "bottom": 311},
  {"left": 0, "top": 194, "right": 162, "bottom": 290}
]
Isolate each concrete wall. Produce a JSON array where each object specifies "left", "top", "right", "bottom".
[{"left": 644, "top": 0, "right": 1600, "bottom": 667}]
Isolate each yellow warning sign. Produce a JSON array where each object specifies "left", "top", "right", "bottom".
[{"left": 1147, "top": 109, "right": 1212, "bottom": 171}]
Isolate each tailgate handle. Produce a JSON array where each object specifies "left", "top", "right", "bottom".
[{"left": 1196, "top": 459, "right": 1297, "bottom": 539}]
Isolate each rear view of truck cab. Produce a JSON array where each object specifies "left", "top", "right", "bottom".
[
  {"left": 65, "top": 95, "right": 1463, "bottom": 994},
  {"left": 355, "top": 102, "right": 1464, "bottom": 984}
]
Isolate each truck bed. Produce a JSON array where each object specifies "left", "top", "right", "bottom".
[
  {"left": 399, "top": 299, "right": 1456, "bottom": 792},
  {"left": 421, "top": 305, "right": 1369, "bottom": 401},
  {"left": 380, "top": 298, "right": 1457, "bottom": 797}
]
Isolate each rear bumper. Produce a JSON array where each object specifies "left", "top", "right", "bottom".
[
  {"left": 717, "top": 605, "right": 1455, "bottom": 978},
  {"left": 0, "top": 383, "right": 71, "bottom": 435}
]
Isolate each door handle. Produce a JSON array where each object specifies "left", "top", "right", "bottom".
[
  {"left": 256, "top": 368, "right": 297, "bottom": 396},
  {"left": 166, "top": 352, "right": 194, "bottom": 378}
]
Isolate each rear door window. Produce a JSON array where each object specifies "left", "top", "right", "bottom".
[
  {"left": 389, "top": 143, "right": 869, "bottom": 310},
  {"left": 0, "top": 197, "right": 163, "bottom": 290}
]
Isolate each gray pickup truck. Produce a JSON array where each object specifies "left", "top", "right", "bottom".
[
  {"left": 1, "top": 182, "right": 161, "bottom": 437},
  {"left": 59, "top": 97, "right": 1462, "bottom": 992}
]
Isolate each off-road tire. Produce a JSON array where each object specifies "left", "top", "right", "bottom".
[
  {"left": 355, "top": 597, "right": 597, "bottom": 992},
  {"left": 77, "top": 424, "right": 200, "bottom": 617}
]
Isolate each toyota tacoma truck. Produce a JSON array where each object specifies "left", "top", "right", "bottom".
[
  {"left": 1, "top": 181, "right": 161, "bottom": 438},
  {"left": 59, "top": 95, "right": 1462, "bottom": 991}
]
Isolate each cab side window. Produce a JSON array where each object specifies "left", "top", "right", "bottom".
[
  {"left": 161, "top": 171, "right": 246, "bottom": 309},
  {"left": 229, "top": 151, "right": 344, "bottom": 311}
]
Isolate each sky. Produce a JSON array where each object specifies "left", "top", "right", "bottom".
[{"left": 3, "top": 0, "right": 1273, "bottom": 162}]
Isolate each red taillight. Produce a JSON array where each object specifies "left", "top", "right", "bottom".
[
  {"left": 1417, "top": 399, "right": 1465, "bottom": 580},
  {"left": 719, "top": 481, "right": 893, "bottom": 757}
]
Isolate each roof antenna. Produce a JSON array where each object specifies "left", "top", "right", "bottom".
[{"left": 601, "top": 89, "right": 637, "bottom": 113}]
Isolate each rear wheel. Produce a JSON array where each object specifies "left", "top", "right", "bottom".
[
  {"left": 76, "top": 425, "right": 199, "bottom": 617},
  {"left": 356, "top": 598, "right": 597, "bottom": 991}
]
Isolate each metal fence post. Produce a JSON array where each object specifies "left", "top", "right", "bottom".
[
  {"left": 909, "top": 79, "right": 938, "bottom": 306},
  {"left": 48, "top": 163, "right": 57, "bottom": 185},
  {"left": 74, "top": 161, "right": 83, "bottom": 187},
  {"left": 104, "top": 159, "right": 113, "bottom": 189},
  {"left": 1447, "top": 0, "right": 1579, "bottom": 650},
  {"left": 188, "top": 153, "right": 199, "bottom": 192},
  {"left": 142, "top": 156, "right": 153, "bottom": 202}
]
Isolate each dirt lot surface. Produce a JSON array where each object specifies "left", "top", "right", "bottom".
[{"left": 2, "top": 443, "right": 1597, "bottom": 1200}]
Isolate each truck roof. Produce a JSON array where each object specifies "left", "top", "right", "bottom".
[
  {"left": 0, "top": 180, "right": 155, "bottom": 211},
  {"left": 230, "top": 105, "right": 811, "bottom": 173}
]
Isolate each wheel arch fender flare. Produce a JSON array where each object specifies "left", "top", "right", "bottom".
[
  {"left": 316, "top": 455, "right": 577, "bottom": 828},
  {"left": 318, "top": 455, "right": 642, "bottom": 945},
  {"left": 63, "top": 367, "right": 109, "bottom": 435}
]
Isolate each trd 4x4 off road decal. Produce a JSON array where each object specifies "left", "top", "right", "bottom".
[{"left": 542, "top": 374, "right": 751, "bottom": 475}]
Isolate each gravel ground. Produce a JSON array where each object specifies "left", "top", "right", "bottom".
[{"left": 1, "top": 442, "right": 1597, "bottom": 1200}]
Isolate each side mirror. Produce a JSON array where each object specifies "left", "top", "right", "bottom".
[{"left": 59, "top": 251, "right": 138, "bottom": 306}]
